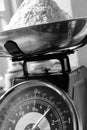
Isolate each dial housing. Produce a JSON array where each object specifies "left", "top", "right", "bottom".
[{"left": 0, "top": 80, "right": 82, "bottom": 130}]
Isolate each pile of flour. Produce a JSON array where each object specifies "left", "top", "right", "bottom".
[{"left": 6, "top": 0, "right": 70, "bottom": 30}]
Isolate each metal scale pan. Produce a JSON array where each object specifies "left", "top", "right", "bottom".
[{"left": 0, "top": 17, "right": 87, "bottom": 59}]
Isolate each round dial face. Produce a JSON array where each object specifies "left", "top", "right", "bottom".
[{"left": 0, "top": 80, "right": 79, "bottom": 130}]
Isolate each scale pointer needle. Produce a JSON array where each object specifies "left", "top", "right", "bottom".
[{"left": 32, "top": 107, "right": 50, "bottom": 130}]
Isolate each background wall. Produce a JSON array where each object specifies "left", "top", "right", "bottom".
[{"left": 71, "top": 0, "right": 87, "bottom": 66}]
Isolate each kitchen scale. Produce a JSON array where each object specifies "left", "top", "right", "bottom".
[{"left": 0, "top": 17, "right": 87, "bottom": 130}]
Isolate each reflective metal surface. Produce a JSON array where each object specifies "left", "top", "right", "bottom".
[{"left": 0, "top": 17, "right": 87, "bottom": 58}]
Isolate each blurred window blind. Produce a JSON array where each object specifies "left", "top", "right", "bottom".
[
  {"left": 0, "top": 0, "right": 5, "bottom": 11},
  {"left": 0, "top": 0, "right": 23, "bottom": 31},
  {"left": 0, "top": 0, "right": 7, "bottom": 30}
]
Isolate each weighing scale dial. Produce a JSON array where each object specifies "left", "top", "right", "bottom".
[{"left": 0, "top": 80, "right": 82, "bottom": 130}]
